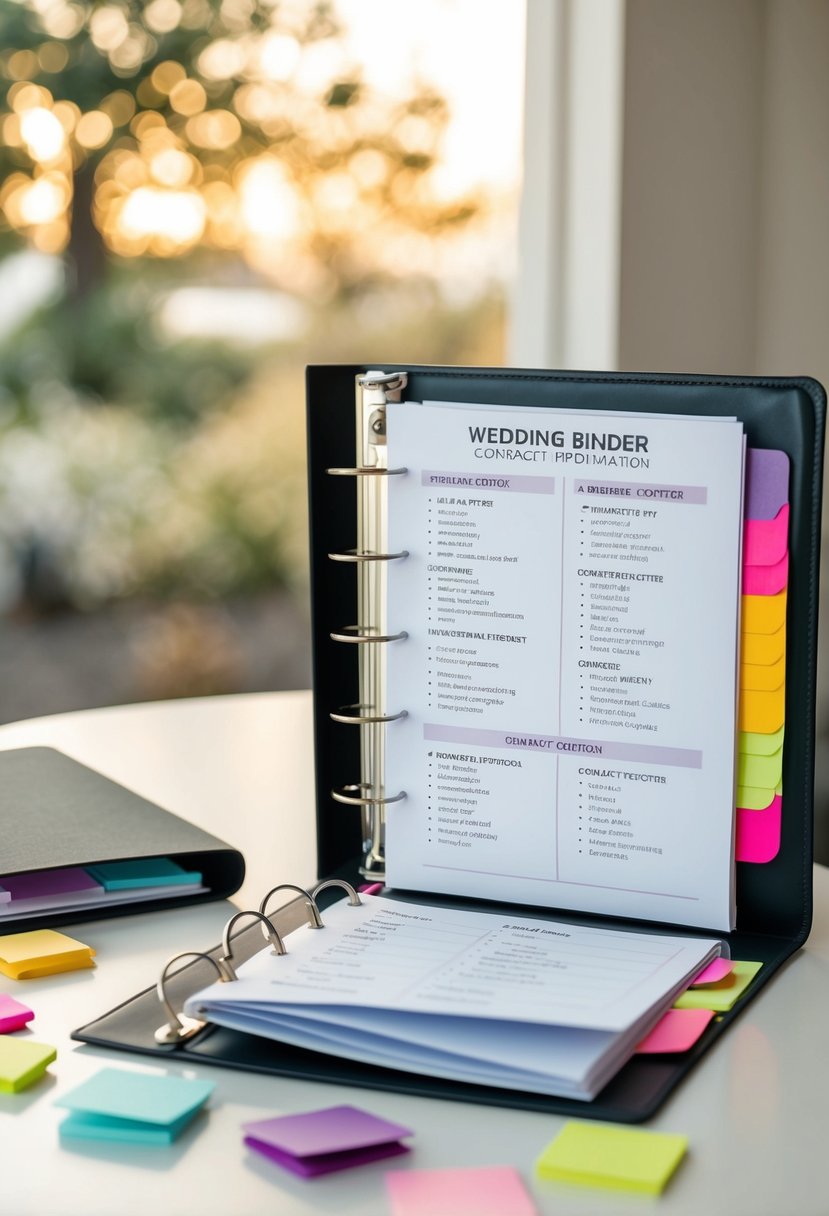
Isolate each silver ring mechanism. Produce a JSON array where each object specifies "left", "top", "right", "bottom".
[
  {"left": 329, "top": 705, "right": 408, "bottom": 725},
  {"left": 329, "top": 625, "right": 408, "bottom": 644},
  {"left": 331, "top": 783, "right": 407, "bottom": 807},
  {"left": 259, "top": 884, "right": 324, "bottom": 935},
  {"left": 154, "top": 951, "right": 231, "bottom": 1045},
  {"left": 310, "top": 878, "right": 363, "bottom": 907},
  {"left": 220, "top": 910, "right": 285, "bottom": 980}
]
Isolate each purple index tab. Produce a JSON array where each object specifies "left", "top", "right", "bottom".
[
  {"left": 0, "top": 868, "right": 102, "bottom": 901},
  {"left": 745, "top": 449, "right": 790, "bottom": 521},
  {"left": 243, "top": 1105, "right": 413, "bottom": 1179}
]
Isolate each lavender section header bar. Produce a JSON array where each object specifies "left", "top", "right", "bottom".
[
  {"left": 422, "top": 470, "right": 556, "bottom": 495},
  {"left": 574, "top": 480, "right": 708, "bottom": 505},
  {"left": 424, "top": 723, "right": 702, "bottom": 770}
]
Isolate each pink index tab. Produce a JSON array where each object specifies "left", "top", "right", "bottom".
[
  {"left": 636, "top": 1008, "right": 715, "bottom": 1054},
  {"left": 691, "top": 958, "right": 733, "bottom": 985},
  {"left": 386, "top": 1166, "right": 537, "bottom": 1216},
  {"left": 743, "top": 504, "right": 789, "bottom": 567},
  {"left": 358, "top": 883, "right": 384, "bottom": 896},
  {"left": 0, "top": 994, "right": 34, "bottom": 1033},
  {"left": 743, "top": 553, "right": 789, "bottom": 597},
  {"left": 736, "top": 796, "right": 782, "bottom": 864}
]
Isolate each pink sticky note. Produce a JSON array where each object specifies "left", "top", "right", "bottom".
[
  {"left": 0, "top": 993, "right": 34, "bottom": 1033},
  {"left": 636, "top": 1008, "right": 715, "bottom": 1054},
  {"left": 386, "top": 1166, "right": 538, "bottom": 1216},
  {"left": 691, "top": 958, "right": 734, "bottom": 985},
  {"left": 743, "top": 504, "right": 789, "bottom": 567},
  {"left": 743, "top": 553, "right": 788, "bottom": 596},
  {"left": 736, "top": 796, "right": 782, "bottom": 864}
]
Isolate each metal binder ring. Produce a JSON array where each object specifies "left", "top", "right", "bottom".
[
  {"left": 330, "top": 625, "right": 408, "bottom": 644},
  {"left": 326, "top": 466, "right": 407, "bottom": 477},
  {"left": 310, "top": 879, "right": 362, "bottom": 909},
  {"left": 259, "top": 884, "right": 323, "bottom": 934},
  {"left": 329, "top": 705, "right": 408, "bottom": 725},
  {"left": 331, "top": 783, "right": 407, "bottom": 807},
  {"left": 154, "top": 951, "right": 230, "bottom": 1045},
  {"left": 220, "top": 910, "right": 285, "bottom": 980},
  {"left": 327, "top": 549, "right": 409, "bottom": 563},
  {"left": 357, "top": 372, "right": 407, "bottom": 391}
]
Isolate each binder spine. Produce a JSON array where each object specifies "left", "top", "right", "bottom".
[{"left": 326, "top": 371, "right": 409, "bottom": 879}]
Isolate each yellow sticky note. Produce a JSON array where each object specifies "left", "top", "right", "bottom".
[
  {"left": 535, "top": 1121, "right": 687, "bottom": 1195},
  {"left": 738, "top": 684, "right": 785, "bottom": 734},
  {"left": 741, "top": 626, "right": 786, "bottom": 667},
  {"left": 740, "top": 654, "right": 785, "bottom": 692},
  {"left": 742, "top": 590, "right": 787, "bottom": 634},
  {"left": 0, "top": 1037, "right": 56, "bottom": 1092},
  {"left": 0, "top": 929, "right": 96, "bottom": 980},
  {"left": 674, "top": 960, "right": 763, "bottom": 1012},
  {"left": 739, "top": 725, "right": 785, "bottom": 757},
  {"left": 737, "top": 749, "right": 782, "bottom": 789}
]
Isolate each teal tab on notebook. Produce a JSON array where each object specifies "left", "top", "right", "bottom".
[
  {"left": 86, "top": 858, "right": 202, "bottom": 890},
  {"left": 56, "top": 1067, "right": 214, "bottom": 1144}
]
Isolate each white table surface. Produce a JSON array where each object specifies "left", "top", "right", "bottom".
[{"left": 0, "top": 691, "right": 825, "bottom": 1216}]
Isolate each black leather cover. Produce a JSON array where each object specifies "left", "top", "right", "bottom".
[
  {"left": 73, "top": 366, "right": 825, "bottom": 1122},
  {"left": 0, "top": 746, "right": 245, "bottom": 932}
]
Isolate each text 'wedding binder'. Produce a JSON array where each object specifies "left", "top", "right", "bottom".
[{"left": 74, "top": 365, "right": 825, "bottom": 1123}]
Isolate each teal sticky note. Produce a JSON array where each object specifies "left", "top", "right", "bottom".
[
  {"left": 86, "top": 858, "right": 202, "bottom": 890},
  {"left": 56, "top": 1068, "right": 214, "bottom": 1144}
]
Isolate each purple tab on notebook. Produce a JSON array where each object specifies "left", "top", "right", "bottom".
[
  {"left": 745, "top": 449, "right": 789, "bottom": 521},
  {"left": 0, "top": 868, "right": 102, "bottom": 901},
  {"left": 243, "top": 1105, "right": 413, "bottom": 1178}
]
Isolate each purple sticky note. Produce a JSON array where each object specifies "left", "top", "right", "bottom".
[
  {"left": 0, "top": 994, "right": 34, "bottom": 1033},
  {"left": 745, "top": 449, "right": 789, "bottom": 521},
  {"left": 386, "top": 1166, "right": 538, "bottom": 1216},
  {"left": 243, "top": 1105, "right": 413, "bottom": 1179},
  {"left": 1, "top": 868, "right": 102, "bottom": 901}
]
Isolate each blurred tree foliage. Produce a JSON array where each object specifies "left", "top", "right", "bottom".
[{"left": 0, "top": 0, "right": 482, "bottom": 418}]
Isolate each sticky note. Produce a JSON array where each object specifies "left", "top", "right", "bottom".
[
  {"left": 737, "top": 784, "right": 777, "bottom": 812},
  {"left": 0, "top": 930, "right": 95, "bottom": 980},
  {"left": 244, "top": 1105, "right": 412, "bottom": 1178},
  {"left": 87, "top": 858, "right": 202, "bottom": 890},
  {"left": 739, "top": 685, "right": 785, "bottom": 734},
  {"left": 56, "top": 1068, "right": 214, "bottom": 1144},
  {"left": 386, "top": 1166, "right": 538, "bottom": 1216},
  {"left": 0, "top": 1037, "right": 56, "bottom": 1092},
  {"left": 744, "top": 448, "right": 789, "bottom": 521},
  {"left": 0, "top": 994, "right": 34, "bottom": 1033},
  {"left": 691, "top": 957, "right": 734, "bottom": 985},
  {"left": 739, "top": 724, "right": 785, "bottom": 756},
  {"left": 736, "top": 797, "right": 782, "bottom": 864},
  {"left": 743, "top": 504, "right": 789, "bottom": 566},
  {"left": 674, "top": 960, "right": 763, "bottom": 1011},
  {"left": 741, "top": 627, "right": 786, "bottom": 667},
  {"left": 535, "top": 1121, "right": 687, "bottom": 1195},
  {"left": 743, "top": 554, "right": 788, "bottom": 597},
  {"left": 742, "top": 590, "right": 787, "bottom": 634},
  {"left": 738, "top": 748, "right": 782, "bottom": 790},
  {"left": 740, "top": 655, "right": 785, "bottom": 693},
  {"left": 636, "top": 1008, "right": 715, "bottom": 1054}
]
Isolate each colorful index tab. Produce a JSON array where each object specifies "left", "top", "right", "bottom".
[
  {"left": 0, "top": 929, "right": 95, "bottom": 980},
  {"left": 535, "top": 1121, "right": 687, "bottom": 1195},
  {"left": 86, "top": 858, "right": 202, "bottom": 890},
  {"left": 674, "top": 960, "right": 763, "bottom": 1012}
]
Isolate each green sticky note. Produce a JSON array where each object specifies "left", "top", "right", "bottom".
[
  {"left": 738, "top": 725, "right": 785, "bottom": 757},
  {"left": 736, "top": 784, "right": 777, "bottom": 811},
  {"left": 0, "top": 1037, "right": 56, "bottom": 1093},
  {"left": 737, "top": 748, "right": 783, "bottom": 790},
  {"left": 56, "top": 1067, "right": 214, "bottom": 1144},
  {"left": 674, "top": 960, "right": 763, "bottom": 1012},
  {"left": 86, "top": 858, "right": 202, "bottom": 890},
  {"left": 535, "top": 1121, "right": 687, "bottom": 1195}
]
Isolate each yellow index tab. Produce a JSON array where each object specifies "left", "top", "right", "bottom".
[
  {"left": 739, "top": 725, "right": 785, "bottom": 756},
  {"left": 535, "top": 1121, "right": 687, "bottom": 1195},
  {"left": 674, "top": 960, "right": 763, "bottom": 1012},
  {"left": 0, "top": 929, "right": 95, "bottom": 980},
  {"left": 741, "top": 626, "right": 786, "bottom": 667},
  {"left": 738, "top": 685, "right": 785, "bottom": 734},
  {"left": 742, "top": 590, "right": 787, "bottom": 634},
  {"left": 0, "top": 1037, "right": 56, "bottom": 1092},
  {"left": 740, "top": 655, "right": 785, "bottom": 692}
]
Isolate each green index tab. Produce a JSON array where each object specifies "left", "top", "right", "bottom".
[
  {"left": 674, "top": 960, "right": 763, "bottom": 1012},
  {"left": 535, "top": 1121, "right": 687, "bottom": 1195},
  {"left": 86, "top": 858, "right": 202, "bottom": 890}
]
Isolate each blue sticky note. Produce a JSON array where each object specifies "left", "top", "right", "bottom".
[
  {"left": 86, "top": 858, "right": 202, "bottom": 890},
  {"left": 56, "top": 1068, "right": 214, "bottom": 1145}
]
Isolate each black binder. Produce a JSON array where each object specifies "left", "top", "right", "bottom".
[
  {"left": 0, "top": 747, "right": 245, "bottom": 932},
  {"left": 73, "top": 366, "right": 825, "bottom": 1123}
]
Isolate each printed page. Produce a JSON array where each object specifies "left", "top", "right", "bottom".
[
  {"left": 189, "top": 895, "right": 718, "bottom": 1032},
  {"left": 384, "top": 401, "right": 744, "bottom": 930}
]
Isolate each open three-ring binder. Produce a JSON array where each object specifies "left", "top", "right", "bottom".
[{"left": 74, "top": 365, "right": 825, "bottom": 1123}]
